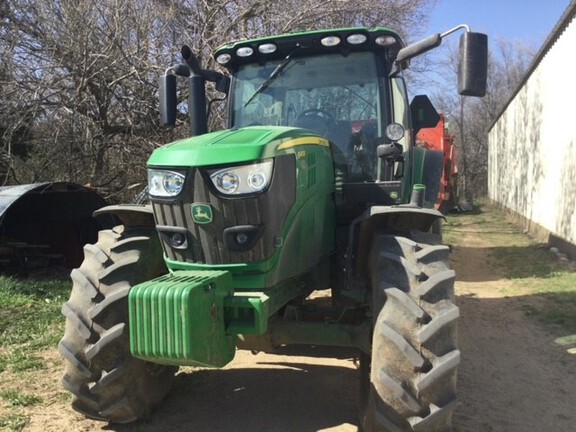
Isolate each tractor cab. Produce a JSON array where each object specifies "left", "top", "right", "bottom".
[{"left": 216, "top": 28, "right": 411, "bottom": 188}]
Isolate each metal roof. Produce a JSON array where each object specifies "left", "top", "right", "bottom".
[{"left": 0, "top": 182, "right": 98, "bottom": 219}]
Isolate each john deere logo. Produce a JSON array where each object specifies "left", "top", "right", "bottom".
[{"left": 191, "top": 203, "right": 213, "bottom": 224}]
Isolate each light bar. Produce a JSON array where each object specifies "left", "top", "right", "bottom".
[
  {"left": 216, "top": 53, "right": 232, "bottom": 65},
  {"left": 258, "top": 43, "right": 277, "bottom": 54},
  {"left": 236, "top": 46, "right": 254, "bottom": 57},
  {"left": 320, "top": 36, "right": 341, "bottom": 47},
  {"left": 347, "top": 34, "right": 367, "bottom": 45},
  {"left": 375, "top": 35, "right": 397, "bottom": 46}
]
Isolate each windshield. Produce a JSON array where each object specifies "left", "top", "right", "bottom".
[{"left": 232, "top": 51, "right": 382, "bottom": 179}]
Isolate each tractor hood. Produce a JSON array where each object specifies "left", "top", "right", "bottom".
[{"left": 148, "top": 126, "right": 324, "bottom": 167}]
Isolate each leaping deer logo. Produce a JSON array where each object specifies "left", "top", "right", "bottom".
[{"left": 191, "top": 204, "right": 213, "bottom": 224}]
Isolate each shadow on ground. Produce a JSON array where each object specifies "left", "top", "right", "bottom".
[{"left": 109, "top": 357, "right": 359, "bottom": 432}]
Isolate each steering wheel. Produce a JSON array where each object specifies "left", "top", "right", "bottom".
[{"left": 296, "top": 108, "right": 335, "bottom": 136}]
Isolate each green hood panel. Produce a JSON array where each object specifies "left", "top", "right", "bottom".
[{"left": 148, "top": 126, "right": 320, "bottom": 167}]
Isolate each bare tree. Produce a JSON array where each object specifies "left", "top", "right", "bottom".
[
  {"left": 1, "top": 0, "right": 204, "bottom": 196},
  {"left": 1, "top": 0, "right": 434, "bottom": 200}
]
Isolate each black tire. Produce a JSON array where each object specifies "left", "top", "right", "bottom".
[
  {"left": 58, "top": 225, "right": 177, "bottom": 423},
  {"left": 361, "top": 234, "right": 458, "bottom": 432}
]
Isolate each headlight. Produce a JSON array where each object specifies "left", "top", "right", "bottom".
[
  {"left": 148, "top": 169, "right": 186, "bottom": 197},
  {"left": 209, "top": 159, "right": 273, "bottom": 195}
]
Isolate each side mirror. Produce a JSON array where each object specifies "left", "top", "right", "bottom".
[
  {"left": 377, "top": 143, "right": 405, "bottom": 180},
  {"left": 393, "top": 25, "right": 488, "bottom": 98},
  {"left": 377, "top": 142, "right": 403, "bottom": 159},
  {"left": 159, "top": 74, "right": 177, "bottom": 127},
  {"left": 458, "top": 32, "right": 488, "bottom": 97}
]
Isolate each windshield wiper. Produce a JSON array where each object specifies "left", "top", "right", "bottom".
[{"left": 243, "top": 48, "right": 300, "bottom": 108}]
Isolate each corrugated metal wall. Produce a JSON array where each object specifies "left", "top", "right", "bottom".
[{"left": 488, "top": 11, "right": 576, "bottom": 246}]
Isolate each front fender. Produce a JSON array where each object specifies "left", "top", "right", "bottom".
[
  {"left": 93, "top": 204, "right": 155, "bottom": 228},
  {"left": 354, "top": 205, "right": 445, "bottom": 277},
  {"left": 364, "top": 206, "right": 444, "bottom": 233}
]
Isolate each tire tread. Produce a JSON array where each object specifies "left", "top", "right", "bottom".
[
  {"left": 59, "top": 227, "right": 175, "bottom": 423},
  {"left": 362, "top": 233, "right": 459, "bottom": 432}
]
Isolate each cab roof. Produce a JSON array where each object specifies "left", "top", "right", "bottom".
[{"left": 213, "top": 27, "right": 405, "bottom": 69}]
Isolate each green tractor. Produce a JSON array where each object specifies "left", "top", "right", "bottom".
[{"left": 59, "top": 24, "right": 487, "bottom": 431}]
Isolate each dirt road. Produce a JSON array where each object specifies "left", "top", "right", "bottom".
[
  {"left": 13, "top": 215, "right": 576, "bottom": 432},
  {"left": 450, "top": 231, "right": 576, "bottom": 432}
]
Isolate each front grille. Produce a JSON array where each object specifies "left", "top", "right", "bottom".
[{"left": 151, "top": 155, "right": 296, "bottom": 265}]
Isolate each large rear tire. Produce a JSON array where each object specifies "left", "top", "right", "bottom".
[
  {"left": 58, "top": 226, "right": 177, "bottom": 423},
  {"left": 361, "top": 234, "right": 458, "bottom": 432}
]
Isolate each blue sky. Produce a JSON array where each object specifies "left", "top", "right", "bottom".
[
  {"left": 427, "top": 0, "right": 571, "bottom": 47},
  {"left": 408, "top": 0, "right": 572, "bottom": 96}
]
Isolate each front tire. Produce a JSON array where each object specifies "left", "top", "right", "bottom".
[
  {"left": 58, "top": 226, "right": 177, "bottom": 423},
  {"left": 361, "top": 234, "right": 459, "bottom": 432}
]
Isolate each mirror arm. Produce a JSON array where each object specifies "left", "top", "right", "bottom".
[
  {"left": 393, "top": 23, "right": 475, "bottom": 72},
  {"left": 440, "top": 24, "right": 471, "bottom": 38}
]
